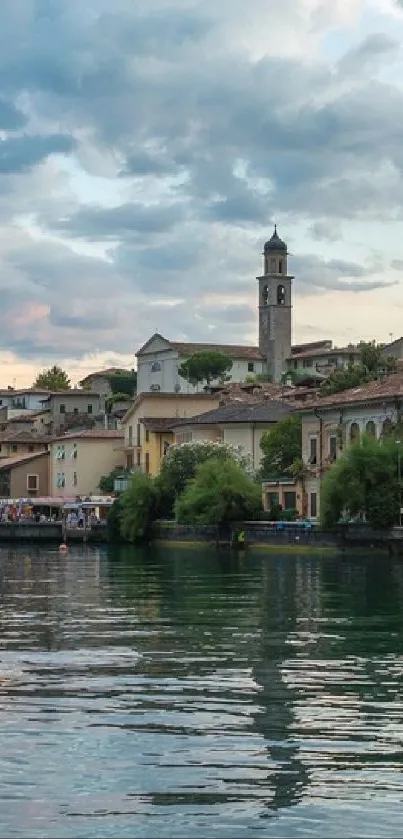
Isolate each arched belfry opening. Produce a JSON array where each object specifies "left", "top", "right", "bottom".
[{"left": 277, "top": 284, "right": 285, "bottom": 305}]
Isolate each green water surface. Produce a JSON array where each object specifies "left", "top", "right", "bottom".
[{"left": 0, "top": 545, "right": 402, "bottom": 838}]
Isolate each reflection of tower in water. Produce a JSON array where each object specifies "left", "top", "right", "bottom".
[{"left": 251, "top": 557, "right": 312, "bottom": 813}]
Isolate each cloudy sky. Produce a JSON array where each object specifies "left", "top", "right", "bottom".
[{"left": 1, "top": 0, "right": 403, "bottom": 386}]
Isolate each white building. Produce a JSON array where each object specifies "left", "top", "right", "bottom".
[{"left": 136, "top": 334, "right": 265, "bottom": 395}]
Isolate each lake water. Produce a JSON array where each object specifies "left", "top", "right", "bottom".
[{"left": 0, "top": 545, "right": 403, "bottom": 838}]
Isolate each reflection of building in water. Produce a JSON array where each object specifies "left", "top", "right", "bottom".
[{"left": 250, "top": 557, "right": 312, "bottom": 812}]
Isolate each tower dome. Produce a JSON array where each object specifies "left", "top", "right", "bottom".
[{"left": 264, "top": 225, "right": 287, "bottom": 253}]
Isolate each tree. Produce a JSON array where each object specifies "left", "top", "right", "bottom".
[
  {"left": 178, "top": 351, "right": 233, "bottom": 388},
  {"left": 175, "top": 457, "right": 262, "bottom": 525},
  {"left": 120, "top": 473, "right": 158, "bottom": 543},
  {"left": 260, "top": 414, "right": 302, "bottom": 478},
  {"left": 321, "top": 435, "right": 400, "bottom": 530},
  {"left": 320, "top": 342, "right": 397, "bottom": 398},
  {"left": 106, "top": 496, "right": 125, "bottom": 542},
  {"left": 155, "top": 440, "right": 253, "bottom": 516},
  {"left": 99, "top": 466, "right": 131, "bottom": 494},
  {"left": 108, "top": 371, "right": 137, "bottom": 397},
  {"left": 33, "top": 365, "right": 71, "bottom": 391}
]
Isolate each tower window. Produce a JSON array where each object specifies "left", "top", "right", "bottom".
[
  {"left": 262, "top": 285, "right": 269, "bottom": 306},
  {"left": 247, "top": 362, "right": 255, "bottom": 373},
  {"left": 279, "top": 259, "right": 283, "bottom": 273},
  {"left": 277, "top": 285, "right": 286, "bottom": 305}
]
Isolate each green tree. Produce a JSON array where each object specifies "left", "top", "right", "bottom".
[
  {"left": 155, "top": 440, "right": 253, "bottom": 516},
  {"left": 120, "top": 473, "right": 158, "bottom": 543},
  {"left": 175, "top": 457, "right": 262, "bottom": 525},
  {"left": 33, "top": 365, "right": 71, "bottom": 391},
  {"left": 108, "top": 371, "right": 137, "bottom": 397},
  {"left": 260, "top": 414, "right": 302, "bottom": 478},
  {"left": 320, "top": 342, "right": 397, "bottom": 397},
  {"left": 178, "top": 351, "right": 233, "bottom": 388},
  {"left": 321, "top": 435, "right": 400, "bottom": 530},
  {"left": 106, "top": 496, "right": 125, "bottom": 542},
  {"left": 99, "top": 466, "right": 131, "bottom": 494}
]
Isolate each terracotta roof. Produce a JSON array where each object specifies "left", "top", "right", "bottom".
[
  {"left": 301, "top": 371, "right": 403, "bottom": 411},
  {"left": 79, "top": 368, "right": 128, "bottom": 383},
  {"left": 40, "top": 390, "right": 100, "bottom": 399},
  {"left": 170, "top": 341, "right": 264, "bottom": 360},
  {"left": 52, "top": 429, "right": 124, "bottom": 442},
  {"left": 171, "top": 399, "right": 292, "bottom": 428},
  {"left": 0, "top": 430, "right": 48, "bottom": 442},
  {"left": 141, "top": 417, "right": 176, "bottom": 432},
  {"left": 287, "top": 345, "right": 359, "bottom": 361},
  {"left": 0, "top": 451, "right": 48, "bottom": 470}
]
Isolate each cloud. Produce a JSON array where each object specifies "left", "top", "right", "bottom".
[{"left": 0, "top": 0, "right": 401, "bottom": 381}]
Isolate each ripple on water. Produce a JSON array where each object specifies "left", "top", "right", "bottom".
[{"left": 0, "top": 546, "right": 403, "bottom": 838}]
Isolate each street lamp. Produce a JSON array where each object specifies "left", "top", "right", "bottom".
[{"left": 397, "top": 440, "right": 402, "bottom": 527}]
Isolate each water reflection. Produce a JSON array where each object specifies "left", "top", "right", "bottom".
[{"left": 0, "top": 546, "right": 402, "bottom": 837}]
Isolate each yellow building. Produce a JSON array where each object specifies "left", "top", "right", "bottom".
[
  {"left": 49, "top": 429, "right": 124, "bottom": 497},
  {"left": 122, "top": 392, "right": 220, "bottom": 476}
]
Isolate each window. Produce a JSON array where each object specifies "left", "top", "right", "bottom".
[
  {"left": 126, "top": 453, "right": 134, "bottom": 470},
  {"left": 310, "top": 492, "right": 317, "bottom": 518},
  {"left": 294, "top": 360, "right": 298, "bottom": 369},
  {"left": 145, "top": 452, "right": 150, "bottom": 474},
  {"left": 56, "top": 472, "right": 65, "bottom": 488},
  {"left": 150, "top": 384, "right": 161, "bottom": 392},
  {"left": 382, "top": 418, "right": 393, "bottom": 437},
  {"left": 136, "top": 423, "right": 141, "bottom": 447},
  {"left": 303, "top": 359, "right": 313, "bottom": 368},
  {"left": 12, "top": 445, "right": 17, "bottom": 453},
  {"left": 60, "top": 404, "right": 66, "bottom": 414},
  {"left": 309, "top": 436, "right": 317, "bottom": 465},
  {"left": 284, "top": 491, "right": 296, "bottom": 510},
  {"left": 137, "top": 451, "right": 141, "bottom": 467},
  {"left": 329, "top": 436, "right": 337, "bottom": 462},
  {"left": 73, "top": 472, "right": 77, "bottom": 487},
  {"left": 277, "top": 284, "right": 286, "bottom": 305},
  {"left": 27, "top": 475, "right": 39, "bottom": 492},
  {"left": 350, "top": 422, "right": 360, "bottom": 443},
  {"left": 366, "top": 421, "right": 376, "bottom": 438},
  {"left": 72, "top": 444, "right": 78, "bottom": 459},
  {"left": 262, "top": 284, "right": 269, "bottom": 306},
  {"left": 87, "top": 405, "right": 93, "bottom": 414},
  {"left": 248, "top": 362, "right": 255, "bottom": 373},
  {"left": 73, "top": 407, "right": 78, "bottom": 414},
  {"left": 267, "top": 492, "right": 279, "bottom": 509},
  {"left": 163, "top": 440, "right": 170, "bottom": 456},
  {"left": 145, "top": 429, "right": 149, "bottom": 443},
  {"left": 128, "top": 425, "right": 133, "bottom": 446},
  {"left": 279, "top": 259, "right": 283, "bottom": 274},
  {"left": 151, "top": 361, "right": 161, "bottom": 372},
  {"left": 28, "top": 445, "right": 34, "bottom": 452}
]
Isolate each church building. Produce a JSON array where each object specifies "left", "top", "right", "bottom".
[{"left": 135, "top": 227, "right": 294, "bottom": 394}]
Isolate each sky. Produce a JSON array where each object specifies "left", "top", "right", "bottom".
[{"left": 2, "top": 0, "right": 403, "bottom": 387}]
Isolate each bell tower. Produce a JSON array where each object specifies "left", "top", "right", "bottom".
[{"left": 257, "top": 225, "right": 293, "bottom": 383}]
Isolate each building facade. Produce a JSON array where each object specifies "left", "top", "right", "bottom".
[
  {"left": 300, "top": 373, "right": 403, "bottom": 520},
  {"left": 49, "top": 430, "right": 124, "bottom": 497},
  {"left": 122, "top": 392, "right": 220, "bottom": 475},
  {"left": 136, "top": 334, "right": 265, "bottom": 396},
  {"left": 39, "top": 391, "right": 104, "bottom": 434},
  {"left": 0, "top": 451, "right": 49, "bottom": 498}
]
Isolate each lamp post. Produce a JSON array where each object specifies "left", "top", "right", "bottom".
[{"left": 397, "top": 440, "right": 402, "bottom": 527}]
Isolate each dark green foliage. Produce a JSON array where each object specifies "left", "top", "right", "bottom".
[
  {"left": 321, "top": 435, "right": 401, "bottom": 530},
  {"left": 107, "top": 497, "right": 125, "bottom": 541},
  {"left": 175, "top": 458, "right": 262, "bottom": 525},
  {"left": 155, "top": 440, "right": 252, "bottom": 517},
  {"left": 260, "top": 414, "right": 302, "bottom": 478},
  {"left": 99, "top": 466, "right": 131, "bottom": 493},
  {"left": 108, "top": 371, "right": 137, "bottom": 397},
  {"left": 178, "top": 350, "right": 233, "bottom": 387},
  {"left": 320, "top": 341, "right": 397, "bottom": 397},
  {"left": 120, "top": 473, "right": 158, "bottom": 543},
  {"left": 34, "top": 365, "right": 71, "bottom": 391}
]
